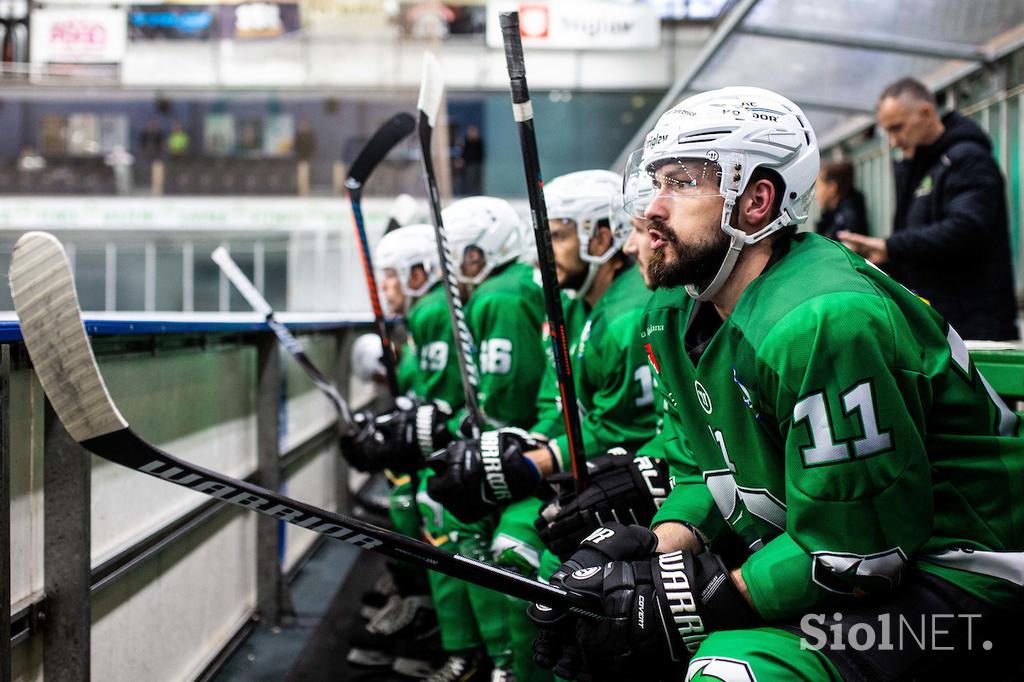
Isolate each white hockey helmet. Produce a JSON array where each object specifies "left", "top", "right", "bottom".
[
  {"left": 624, "top": 86, "right": 819, "bottom": 301},
  {"left": 374, "top": 223, "right": 442, "bottom": 298},
  {"left": 440, "top": 196, "right": 523, "bottom": 285},
  {"left": 545, "top": 169, "right": 629, "bottom": 297}
]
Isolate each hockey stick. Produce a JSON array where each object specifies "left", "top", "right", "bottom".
[
  {"left": 8, "top": 231, "right": 599, "bottom": 616},
  {"left": 417, "top": 53, "right": 484, "bottom": 437},
  {"left": 345, "top": 112, "right": 417, "bottom": 400},
  {"left": 211, "top": 247, "right": 356, "bottom": 435},
  {"left": 500, "top": 12, "right": 588, "bottom": 491}
]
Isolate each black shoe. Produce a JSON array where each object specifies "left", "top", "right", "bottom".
[{"left": 347, "top": 594, "right": 437, "bottom": 668}]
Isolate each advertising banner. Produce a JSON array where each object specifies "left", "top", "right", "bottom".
[
  {"left": 485, "top": 0, "right": 659, "bottom": 50},
  {"left": 31, "top": 8, "right": 128, "bottom": 63}
]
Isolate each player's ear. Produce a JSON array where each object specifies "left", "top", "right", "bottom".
[
  {"left": 740, "top": 178, "right": 775, "bottom": 231},
  {"left": 591, "top": 223, "right": 613, "bottom": 255}
]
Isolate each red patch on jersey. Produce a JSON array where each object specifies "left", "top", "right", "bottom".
[{"left": 644, "top": 343, "right": 661, "bottom": 375}]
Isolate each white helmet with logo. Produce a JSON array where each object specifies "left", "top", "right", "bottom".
[
  {"left": 441, "top": 196, "right": 523, "bottom": 285},
  {"left": 623, "top": 86, "right": 819, "bottom": 300},
  {"left": 374, "top": 223, "right": 441, "bottom": 298},
  {"left": 545, "top": 169, "right": 629, "bottom": 297}
]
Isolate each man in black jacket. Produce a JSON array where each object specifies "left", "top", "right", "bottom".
[{"left": 841, "top": 77, "right": 1018, "bottom": 340}]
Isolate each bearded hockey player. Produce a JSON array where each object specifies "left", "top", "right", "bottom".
[{"left": 530, "top": 86, "right": 1024, "bottom": 681}]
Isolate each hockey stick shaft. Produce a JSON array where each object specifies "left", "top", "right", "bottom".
[
  {"left": 500, "top": 12, "right": 588, "bottom": 491},
  {"left": 417, "top": 53, "right": 484, "bottom": 436},
  {"left": 345, "top": 112, "right": 417, "bottom": 400},
  {"left": 8, "top": 230, "right": 599, "bottom": 616},
  {"left": 212, "top": 247, "right": 356, "bottom": 434}
]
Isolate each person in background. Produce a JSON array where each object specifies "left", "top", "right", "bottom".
[
  {"left": 139, "top": 119, "right": 164, "bottom": 159},
  {"left": 840, "top": 76, "right": 1018, "bottom": 340},
  {"left": 295, "top": 118, "right": 316, "bottom": 161},
  {"left": 455, "top": 125, "right": 484, "bottom": 196},
  {"left": 166, "top": 122, "right": 190, "bottom": 157},
  {"left": 814, "top": 160, "right": 867, "bottom": 240}
]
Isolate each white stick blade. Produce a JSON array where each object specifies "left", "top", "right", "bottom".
[
  {"left": 417, "top": 51, "right": 445, "bottom": 126},
  {"left": 211, "top": 246, "right": 273, "bottom": 316},
  {"left": 9, "top": 231, "right": 128, "bottom": 441}
]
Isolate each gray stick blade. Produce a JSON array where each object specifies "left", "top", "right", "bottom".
[{"left": 9, "top": 231, "right": 128, "bottom": 442}]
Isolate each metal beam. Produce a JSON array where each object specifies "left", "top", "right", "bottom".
[
  {"left": 612, "top": 0, "right": 761, "bottom": 171},
  {"left": 736, "top": 24, "right": 987, "bottom": 63},
  {"left": 43, "top": 402, "right": 91, "bottom": 682}
]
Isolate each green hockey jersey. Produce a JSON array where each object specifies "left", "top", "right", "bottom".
[
  {"left": 533, "top": 266, "right": 660, "bottom": 467},
  {"left": 406, "top": 283, "right": 465, "bottom": 410},
  {"left": 644, "top": 233, "right": 1024, "bottom": 620},
  {"left": 464, "top": 261, "right": 547, "bottom": 429}
]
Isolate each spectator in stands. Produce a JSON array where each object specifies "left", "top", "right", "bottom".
[
  {"left": 167, "top": 122, "right": 190, "bottom": 157},
  {"left": 454, "top": 124, "right": 484, "bottom": 195},
  {"left": 815, "top": 160, "right": 868, "bottom": 240},
  {"left": 295, "top": 118, "right": 316, "bottom": 161},
  {"left": 840, "top": 77, "right": 1018, "bottom": 340},
  {"left": 139, "top": 119, "right": 164, "bottom": 158}
]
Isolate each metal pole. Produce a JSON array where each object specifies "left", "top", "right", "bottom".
[
  {"left": 1, "top": 345, "right": 11, "bottom": 682},
  {"left": 255, "top": 334, "right": 288, "bottom": 622},
  {"left": 43, "top": 400, "right": 90, "bottom": 682}
]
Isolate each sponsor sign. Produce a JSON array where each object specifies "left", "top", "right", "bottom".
[
  {"left": 486, "top": 0, "right": 659, "bottom": 50},
  {"left": 31, "top": 8, "right": 127, "bottom": 63}
]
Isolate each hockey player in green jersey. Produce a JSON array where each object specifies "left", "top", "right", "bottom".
[
  {"left": 346, "top": 223, "right": 506, "bottom": 680},
  {"left": 529, "top": 87, "right": 1024, "bottom": 681}
]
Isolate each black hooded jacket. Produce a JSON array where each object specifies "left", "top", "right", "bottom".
[{"left": 886, "top": 111, "right": 1018, "bottom": 340}]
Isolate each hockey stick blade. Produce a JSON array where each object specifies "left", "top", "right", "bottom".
[
  {"left": 500, "top": 11, "right": 588, "bottom": 491},
  {"left": 345, "top": 112, "right": 416, "bottom": 190},
  {"left": 345, "top": 113, "right": 417, "bottom": 399},
  {"left": 417, "top": 52, "right": 484, "bottom": 435},
  {"left": 8, "top": 231, "right": 600, "bottom": 616},
  {"left": 211, "top": 247, "right": 356, "bottom": 433}
]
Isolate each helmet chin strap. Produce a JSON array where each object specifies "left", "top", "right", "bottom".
[
  {"left": 576, "top": 261, "right": 600, "bottom": 299},
  {"left": 685, "top": 187, "right": 741, "bottom": 301}
]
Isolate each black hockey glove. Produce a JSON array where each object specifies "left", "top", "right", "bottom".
[
  {"left": 529, "top": 523, "right": 759, "bottom": 681},
  {"left": 536, "top": 449, "right": 672, "bottom": 559},
  {"left": 338, "top": 409, "right": 380, "bottom": 472},
  {"left": 426, "top": 428, "right": 547, "bottom": 523},
  {"left": 341, "top": 397, "right": 454, "bottom": 474}
]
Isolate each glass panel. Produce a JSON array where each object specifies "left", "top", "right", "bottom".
[
  {"left": 155, "top": 242, "right": 184, "bottom": 312},
  {"left": 693, "top": 34, "right": 957, "bottom": 143},
  {"left": 745, "top": 0, "right": 1024, "bottom": 47},
  {"left": 224, "top": 245, "right": 256, "bottom": 312},
  {"left": 264, "top": 239, "right": 288, "bottom": 312},
  {"left": 74, "top": 247, "right": 106, "bottom": 311},
  {"left": 192, "top": 241, "right": 221, "bottom": 312},
  {"left": 116, "top": 246, "right": 146, "bottom": 311}
]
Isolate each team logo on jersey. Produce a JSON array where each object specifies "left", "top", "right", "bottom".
[
  {"left": 732, "top": 368, "right": 760, "bottom": 420},
  {"left": 694, "top": 380, "right": 713, "bottom": 414},
  {"left": 644, "top": 343, "right": 661, "bottom": 375}
]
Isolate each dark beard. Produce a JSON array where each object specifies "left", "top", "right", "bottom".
[
  {"left": 560, "top": 261, "right": 589, "bottom": 292},
  {"left": 646, "top": 217, "right": 732, "bottom": 291}
]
